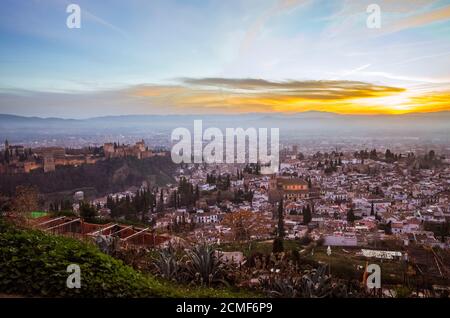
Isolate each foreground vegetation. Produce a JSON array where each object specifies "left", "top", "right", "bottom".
[
  {"left": 0, "top": 219, "right": 253, "bottom": 298},
  {"left": 220, "top": 240, "right": 412, "bottom": 285},
  {"left": 3, "top": 217, "right": 446, "bottom": 298}
]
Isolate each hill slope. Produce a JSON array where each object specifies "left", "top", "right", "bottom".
[
  {"left": 0, "top": 220, "right": 252, "bottom": 298},
  {"left": 0, "top": 156, "right": 176, "bottom": 197}
]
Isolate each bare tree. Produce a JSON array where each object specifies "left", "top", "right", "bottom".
[
  {"left": 222, "top": 210, "right": 267, "bottom": 242},
  {"left": 12, "top": 185, "right": 39, "bottom": 220}
]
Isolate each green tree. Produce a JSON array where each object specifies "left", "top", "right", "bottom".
[
  {"left": 79, "top": 202, "right": 97, "bottom": 221},
  {"left": 157, "top": 189, "right": 164, "bottom": 212},
  {"left": 303, "top": 205, "right": 312, "bottom": 225},
  {"left": 273, "top": 200, "right": 285, "bottom": 253},
  {"left": 346, "top": 208, "right": 356, "bottom": 223},
  {"left": 385, "top": 221, "right": 392, "bottom": 235}
]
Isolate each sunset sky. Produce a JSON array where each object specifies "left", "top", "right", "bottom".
[{"left": 0, "top": 0, "right": 450, "bottom": 118}]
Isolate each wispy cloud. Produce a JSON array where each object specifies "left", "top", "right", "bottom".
[
  {"left": 82, "top": 9, "right": 128, "bottom": 38},
  {"left": 387, "top": 50, "right": 450, "bottom": 67},
  {"left": 178, "top": 77, "right": 403, "bottom": 97},
  {"left": 239, "top": 0, "right": 310, "bottom": 54},
  {"left": 332, "top": 63, "right": 372, "bottom": 79},
  {"left": 382, "top": 4, "right": 450, "bottom": 35},
  {"left": 360, "top": 71, "right": 450, "bottom": 84}
]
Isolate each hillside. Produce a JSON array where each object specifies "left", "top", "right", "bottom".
[
  {"left": 0, "top": 156, "right": 176, "bottom": 197},
  {"left": 0, "top": 219, "right": 252, "bottom": 298}
]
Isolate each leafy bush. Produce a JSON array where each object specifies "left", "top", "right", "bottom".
[
  {"left": 0, "top": 220, "right": 251, "bottom": 298},
  {"left": 272, "top": 238, "right": 284, "bottom": 253},
  {"left": 393, "top": 285, "right": 412, "bottom": 298},
  {"left": 297, "top": 235, "right": 312, "bottom": 246}
]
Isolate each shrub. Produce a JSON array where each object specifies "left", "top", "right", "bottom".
[
  {"left": 272, "top": 238, "right": 284, "bottom": 253},
  {"left": 394, "top": 286, "right": 412, "bottom": 298},
  {"left": 297, "top": 235, "right": 312, "bottom": 246}
]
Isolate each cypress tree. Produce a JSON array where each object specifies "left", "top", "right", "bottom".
[
  {"left": 303, "top": 204, "right": 312, "bottom": 225},
  {"left": 273, "top": 199, "right": 285, "bottom": 253}
]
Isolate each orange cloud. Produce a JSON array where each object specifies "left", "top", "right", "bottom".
[
  {"left": 404, "top": 91, "right": 450, "bottom": 113},
  {"left": 131, "top": 85, "right": 187, "bottom": 97},
  {"left": 128, "top": 78, "right": 450, "bottom": 115}
]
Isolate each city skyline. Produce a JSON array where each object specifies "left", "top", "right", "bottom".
[{"left": 1, "top": 0, "right": 450, "bottom": 118}]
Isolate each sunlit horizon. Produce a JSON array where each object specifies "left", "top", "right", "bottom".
[{"left": 1, "top": 0, "right": 450, "bottom": 117}]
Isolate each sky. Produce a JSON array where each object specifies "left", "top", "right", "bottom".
[{"left": 0, "top": 0, "right": 449, "bottom": 118}]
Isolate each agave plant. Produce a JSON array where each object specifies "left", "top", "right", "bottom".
[
  {"left": 184, "top": 243, "right": 224, "bottom": 286},
  {"left": 298, "top": 264, "right": 346, "bottom": 298},
  {"left": 153, "top": 248, "right": 182, "bottom": 282},
  {"left": 259, "top": 276, "right": 299, "bottom": 298},
  {"left": 259, "top": 264, "right": 350, "bottom": 298}
]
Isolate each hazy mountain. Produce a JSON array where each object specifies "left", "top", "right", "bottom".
[{"left": 1, "top": 111, "right": 449, "bottom": 142}]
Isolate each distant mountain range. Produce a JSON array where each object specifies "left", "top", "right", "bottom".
[
  {"left": 1, "top": 111, "right": 449, "bottom": 141},
  {"left": 2, "top": 110, "right": 450, "bottom": 121}
]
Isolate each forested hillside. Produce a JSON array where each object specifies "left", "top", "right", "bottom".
[{"left": 0, "top": 157, "right": 176, "bottom": 197}]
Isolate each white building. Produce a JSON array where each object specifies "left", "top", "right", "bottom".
[
  {"left": 193, "top": 212, "right": 219, "bottom": 224},
  {"left": 324, "top": 232, "right": 358, "bottom": 246}
]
